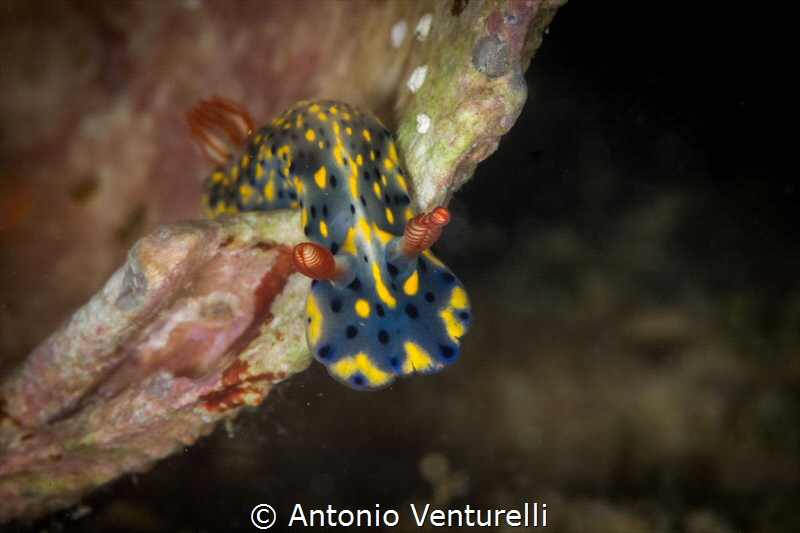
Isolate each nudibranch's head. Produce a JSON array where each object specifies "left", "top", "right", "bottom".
[
  {"left": 305, "top": 248, "right": 471, "bottom": 390},
  {"left": 293, "top": 205, "right": 471, "bottom": 390}
]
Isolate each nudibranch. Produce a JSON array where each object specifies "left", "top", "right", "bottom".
[{"left": 188, "top": 97, "right": 470, "bottom": 389}]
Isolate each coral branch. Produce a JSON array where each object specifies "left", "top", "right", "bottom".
[
  {"left": 0, "top": 212, "right": 309, "bottom": 522},
  {"left": 0, "top": 0, "right": 568, "bottom": 523}
]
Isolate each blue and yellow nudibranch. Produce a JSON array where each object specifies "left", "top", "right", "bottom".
[{"left": 188, "top": 97, "right": 470, "bottom": 390}]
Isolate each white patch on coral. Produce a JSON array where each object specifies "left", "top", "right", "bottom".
[
  {"left": 416, "top": 113, "right": 431, "bottom": 134},
  {"left": 407, "top": 65, "right": 428, "bottom": 93},
  {"left": 391, "top": 20, "right": 407, "bottom": 48},
  {"left": 415, "top": 13, "right": 433, "bottom": 40}
]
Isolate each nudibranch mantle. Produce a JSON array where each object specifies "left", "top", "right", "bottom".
[{"left": 190, "top": 98, "right": 470, "bottom": 390}]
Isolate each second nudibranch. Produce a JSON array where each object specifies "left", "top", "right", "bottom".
[{"left": 188, "top": 97, "right": 471, "bottom": 390}]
